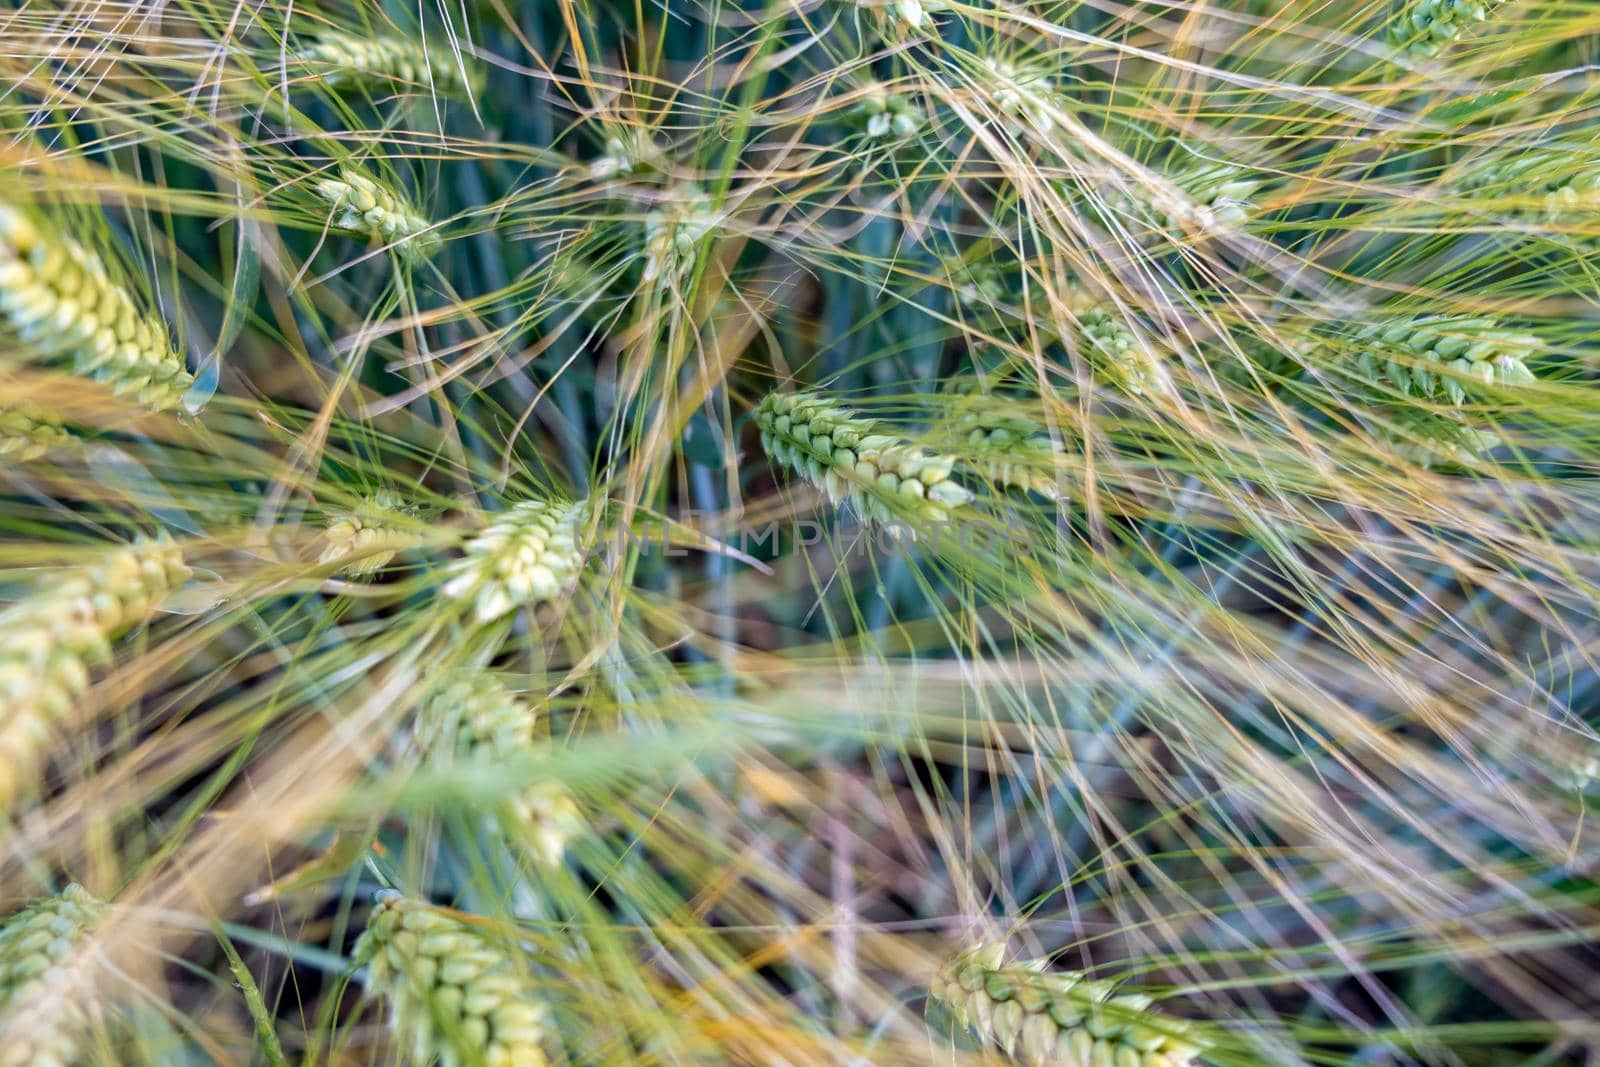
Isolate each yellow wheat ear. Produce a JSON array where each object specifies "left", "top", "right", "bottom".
[
  {"left": 0, "top": 206, "right": 194, "bottom": 411},
  {"left": 0, "top": 884, "right": 106, "bottom": 1067},
  {"left": 355, "top": 893, "right": 552, "bottom": 1067},
  {"left": 319, "top": 490, "right": 420, "bottom": 578},
  {"left": 0, "top": 537, "right": 190, "bottom": 809}
]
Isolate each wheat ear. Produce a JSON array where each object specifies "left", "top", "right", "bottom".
[
  {"left": 441, "top": 497, "right": 589, "bottom": 624},
  {"left": 418, "top": 673, "right": 583, "bottom": 868},
  {"left": 756, "top": 389, "right": 975, "bottom": 529},
  {"left": 930, "top": 944, "right": 1208, "bottom": 1067},
  {"left": 0, "top": 884, "right": 105, "bottom": 1067},
  {"left": 355, "top": 892, "right": 551, "bottom": 1067},
  {"left": 1345, "top": 315, "right": 1538, "bottom": 405},
  {"left": 0, "top": 206, "right": 193, "bottom": 411},
  {"left": 313, "top": 170, "right": 437, "bottom": 260},
  {"left": 295, "top": 34, "right": 475, "bottom": 96},
  {"left": 1454, "top": 148, "right": 1600, "bottom": 217},
  {"left": 0, "top": 399, "right": 71, "bottom": 463},
  {"left": 0, "top": 537, "right": 190, "bottom": 808},
  {"left": 1067, "top": 287, "right": 1172, "bottom": 399},
  {"left": 641, "top": 184, "right": 716, "bottom": 286},
  {"left": 319, "top": 490, "right": 419, "bottom": 578},
  {"left": 1389, "top": 0, "right": 1503, "bottom": 56}
]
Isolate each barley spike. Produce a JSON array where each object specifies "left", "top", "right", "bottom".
[
  {"left": 756, "top": 389, "right": 974, "bottom": 529},
  {"left": 355, "top": 892, "right": 551, "bottom": 1067},
  {"left": 0, "top": 206, "right": 193, "bottom": 411},
  {"left": 0, "top": 537, "right": 190, "bottom": 808},
  {"left": 440, "top": 497, "right": 589, "bottom": 624},
  {"left": 0, "top": 883, "right": 105, "bottom": 1067},
  {"left": 418, "top": 673, "right": 583, "bottom": 868},
  {"left": 930, "top": 944, "right": 1209, "bottom": 1067}
]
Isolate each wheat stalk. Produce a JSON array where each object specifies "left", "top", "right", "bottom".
[
  {"left": 0, "top": 537, "right": 190, "bottom": 808},
  {"left": 440, "top": 497, "right": 589, "bottom": 624},
  {"left": 355, "top": 892, "right": 551, "bottom": 1067},
  {"left": 0, "top": 884, "right": 105, "bottom": 1067},
  {"left": 0, "top": 399, "right": 70, "bottom": 463},
  {"left": 318, "top": 490, "right": 419, "bottom": 578},
  {"left": 1344, "top": 315, "right": 1538, "bottom": 405},
  {"left": 417, "top": 672, "right": 583, "bottom": 868},
  {"left": 930, "top": 945, "right": 1208, "bottom": 1067},
  {"left": 756, "top": 389, "right": 975, "bottom": 530},
  {"left": 1389, "top": 0, "right": 1504, "bottom": 55},
  {"left": 294, "top": 34, "right": 475, "bottom": 96},
  {"left": 313, "top": 170, "right": 437, "bottom": 260},
  {"left": 0, "top": 206, "right": 194, "bottom": 411}
]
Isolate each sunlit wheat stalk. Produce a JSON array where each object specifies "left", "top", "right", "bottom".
[
  {"left": 929, "top": 945, "right": 1208, "bottom": 1067},
  {"left": 355, "top": 892, "right": 551, "bottom": 1067},
  {"left": 0, "top": 537, "right": 190, "bottom": 808},
  {"left": 0, "top": 206, "right": 193, "bottom": 411}
]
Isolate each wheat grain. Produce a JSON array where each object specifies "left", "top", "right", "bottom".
[
  {"left": 756, "top": 389, "right": 974, "bottom": 529},
  {"left": 1067, "top": 288, "right": 1172, "bottom": 398},
  {"left": 418, "top": 672, "right": 583, "bottom": 868},
  {"left": 0, "top": 537, "right": 190, "bottom": 807},
  {"left": 313, "top": 170, "right": 437, "bottom": 260},
  {"left": 850, "top": 84, "right": 922, "bottom": 141},
  {"left": 355, "top": 892, "right": 551, "bottom": 1067},
  {"left": 0, "top": 883, "right": 105, "bottom": 1067},
  {"left": 0, "top": 206, "right": 193, "bottom": 411},
  {"left": 295, "top": 34, "right": 475, "bottom": 96},
  {"left": 319, "top": 490, "right": 418, "bottom": 578},
  {"left": 440, "top": 497, "right": 589, "bottom": 624},
  {"left": 0, "top": 399, "right": 70, "bottom": 462},
  {"left": 930, "top": 944, "right": 1208, "bottom": 1067},
  {"left": 1389, "top": 0, "right": 1503, "bottom": 55},
  {"left": 1345, "top": 315, "right": 1537, "bottom": 405}
]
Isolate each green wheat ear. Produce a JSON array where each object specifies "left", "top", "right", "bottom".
[
  {"left": 1342, "top": 315, "right": 1538, "bottom": 405},
  {"left": 441, "top": 497, "right": 591, "bottom": 624},
  {"left": 756, "top": 389, "right": 975, "bottom": 531},
  {"left": 0, "top": 206, "right": 194, "bottom": 411},
  {"left": 354, "top": 892, "right": 552, "bottom": 1067},
  {"left": 0, "top": 883, "right": 105, "bottom": 1067},
  {"left": 319, "top": 490, "right": 420, "bottom": 578},
  {"left": 313, "top": 170, "right": 438, "bottom": 261},
  {"left": 1388, "top": 0, "right": 1504, "bottom": 55},
  {"left": 1453, "top": 147, "right": 1600, "bottom": 218},
  {"left": 418, "top": 673, "right": 584, "bottom": 868},
  {"left": 929, "top": 944, "right": 1209, "bottom": 1067},
  {"left": 0, "top": 537, "right": 190, "bottom": 809},
  {"left": 1067, "top": 287, "right": 1172, "bottom": 398},
  {"left": 0, "top": 399, "right": 71, "bottom": 462},
  {"left": 294, "top": 34, "right": 477, "bottom": 97}
]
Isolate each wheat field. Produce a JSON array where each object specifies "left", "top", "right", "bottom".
[{"left": 1, "top": 0, "right": 1598, "bottom": 1064}]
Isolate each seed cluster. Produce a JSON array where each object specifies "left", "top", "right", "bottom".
[
  {"left": 313, "top": 171, "right": 437, "bottom": 260},
  {"left": 0, "top": 884, "right": 104, "bottom": 1067},
  {"left": 418, "top": 673, "right": 582, "bottom": 868},
  {"left": 441, "top": 497, "right": 589, "bottom": 624},
  {"left": 641, "top": 186, "right": 716, "bottom": 286},
  {"left": 0, "top": 400, "right": 70, "bottom": 463},
  {"left": 930, "top": 945, "right": 1207, "bottom": 1067},
  {"left": 1455, "top": 149, "right": 1600, "bottom": 217},
  {"left": 756, "top": 390, "right": 975, "bottom": 528},
  {"left": 1345, "top": 316, "right": 1537, "bottom": 405},
  {"left": 851, "top": 84, "right": 922, "bottom": 141},
  {"left": 0, "top": 206, "right": 194, "bottom": 411},
  {"left": 1389, "top": 0, "right": 1500, "bottom": 55},
  {"left": 319, "top": 491, "right": 418, "bottom": 578},
  {"left": 1069, "top": 289, "right": 1170, "bottom": 398},
  {"left": 295, "top": 34, "right": 475, "bottom": 96},
  {"left": 355, "top": 893, "right": 551, "bottom": 1067},
  {"left": 0, "top": 538, "right": 190, "bottom": 807}
]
